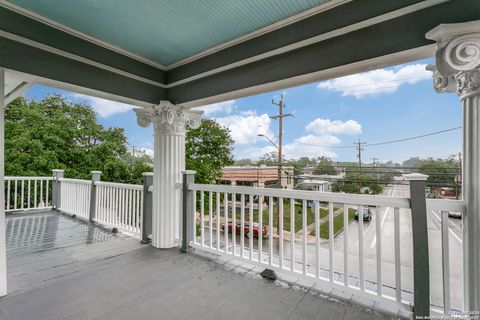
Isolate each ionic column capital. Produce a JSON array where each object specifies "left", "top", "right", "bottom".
[
  {"left": 134, "top": 101, "right": 203, "bottom": 135},
  {"left": 426, "top": 21, "right": 480, "bottom": 99}
]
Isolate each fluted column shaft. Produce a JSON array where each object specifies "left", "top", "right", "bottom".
[{"left": 135, "top": 102, "right": 201, "bottom": 248}]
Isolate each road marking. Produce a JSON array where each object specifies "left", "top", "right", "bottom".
[
  {"left": 431, "top": 210, "right": 462, "bottom": 244},
  {"left": 370, "top": 187, "right": 395, "bottom": 248}
]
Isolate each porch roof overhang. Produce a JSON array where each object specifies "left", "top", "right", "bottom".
[{"left": 1, "top": 0, "right": 479, "bottom": 108}]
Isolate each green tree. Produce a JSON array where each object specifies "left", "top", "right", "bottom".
[
  {"left": 332, "top": 170, "right": 383, "bottom": 195},
  {"left": 313, "top": 156, "right": 336, "bottom": 175},
  {"left": 257, "top": 151, "right": 279, "bottom": 166},
  {"left": 235, "top": 158, "right": 254, "bottom": 166},
  {"left": 418, "top": 158, "right": 459, "bottom": 186},
  {"left": 5, "top": 96, "right": 129, "bottom": 181},
  {"left": 186, "top": 119, "right": 234, "bottom": 184}
]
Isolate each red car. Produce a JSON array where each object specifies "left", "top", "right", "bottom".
[{"left": 222, "top": 221, "right": 268, "bottom": 238}]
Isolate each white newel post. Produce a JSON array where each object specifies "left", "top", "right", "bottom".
[
  {"left": 427, "top": 21, "right": 480, "bottom": 312},
  {"left": 135, "top": 102, "right": 202, "bottom": 248},
  {"left": 0, "top": 68, "right": 6, "bottom": 297}
]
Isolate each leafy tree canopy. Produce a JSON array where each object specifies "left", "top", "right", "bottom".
[
  {"left": 313, "top": 156, "right": 336, "bottom": 175},
  {"left": 186, "top": 119, "right": 234, "bottom": 184},
  {"left": 332, "top": 171, "right": 383, "bottom": 195},
  {"left": 6, "top": 96, "right": 136, "bottom": 182},
  {"left": 234, "top": 158, "right": 254, "bottom": 166}
]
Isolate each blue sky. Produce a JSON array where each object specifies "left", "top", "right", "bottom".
[{"left": 24, "top": 57, "right": 462, "bottom": 163}]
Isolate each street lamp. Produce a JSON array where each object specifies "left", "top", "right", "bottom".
[{"left": 257, "top": 134, "right": 278, "bottom": 149}]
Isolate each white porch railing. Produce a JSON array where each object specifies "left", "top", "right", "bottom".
[
  {"left": 183, "top": 176, "right": 466, "bottom": 317},
  {"left": 5, "top": 176, "right": 53, "bottom": 212},
  {"left": 5, "top": 171, "right": 466, "bottom": 316},
  {"left": 426, "top": 199, "right": 466, "bottom": 315},
  {"left": 58, "top": 178, "right": 91, "bottom": 219},
  {"left": 95, "top": 181, "right": 143, "bottom": 238},
  {"left": 189, "top": 184, "right": 412, "bottom": 311}
]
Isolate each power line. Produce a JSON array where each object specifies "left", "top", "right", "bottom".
[
  {"left": 284, "top": 126, "right": 461, "bottom": 149},
  {"left": 363, "top": 127, "right": 461, "bottom": 147}
]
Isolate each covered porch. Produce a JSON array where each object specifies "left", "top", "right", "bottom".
[
  {"left": 2, "top": 211, "right": 387, "bottom": 320},
  {"left": 1, "top": 0, "right": 480, "bottom": 319}
]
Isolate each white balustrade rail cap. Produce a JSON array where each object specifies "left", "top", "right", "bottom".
[
  {"left": 403, "top": 173, "right": 429, "bottom": 181},
  {"left": 189, "top": 183, "right": 411, "bottom": 208},
  {"left": 95, "top": 181, "right": 143, "bottom": 190},
  {"left": 5, "top": 176, "right": 53, "bottom": 180}
]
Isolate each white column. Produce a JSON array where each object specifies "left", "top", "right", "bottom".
[
  {"left": 427, "top": 21, "right": 480, "bottom": 312},
  {"left": 135, "top": 102, "right": 201, "bottom": 248},
  {"left": 0, "top": 68, "right": 6, "bottom": 297}
]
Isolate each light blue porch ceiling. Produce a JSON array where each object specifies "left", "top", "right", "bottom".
[{"left": 10, "top": 0, "right": 332, "bottom": 66}]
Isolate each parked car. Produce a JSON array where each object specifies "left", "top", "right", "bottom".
[
  {"left": 354, "top": 207, "right": 372, "bottom": 222},
  {"left": 222, "top": 221, "right": 268, "bottom": 238}
]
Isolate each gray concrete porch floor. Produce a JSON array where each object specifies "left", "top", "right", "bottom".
[{"left": 0, "top": 211, "right": 394, "bottom": 320}]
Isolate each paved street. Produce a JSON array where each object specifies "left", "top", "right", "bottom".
[{"left": 200, "top": 184, "right": 464, "bottom": 311}]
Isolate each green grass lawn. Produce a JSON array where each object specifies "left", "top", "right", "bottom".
[
  {"left": 311, "top": 208, "right": 356, "bottom": 239},
  {"left": 230, "top": 199, "right": 331, "bottom": 232}
]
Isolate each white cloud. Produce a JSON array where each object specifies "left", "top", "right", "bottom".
[
  {"left": 233, "top": 145, "right": 277, "bottom": 159},
  {"left": 283, "top": 134, "right": 340, "bottom": 159},
  {"left": 306, "top": 118, "right": 361, "bottom": 135},
  {"left": 214, "top": 111, "right": 274, "bottom": 145},
  {"left": 195, "top": 100, "right": 236, "bottom": 116},
  {"left": 72, "top": 93, "right": 133, "bottom": 118},
  {"left": 317, "top": 64, "right": 431, "bottom": 98}
]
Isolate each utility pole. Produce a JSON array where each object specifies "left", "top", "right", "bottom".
[
  {"left": 271, "top": 94, "right": 292, "bottom": 235},
  {"left": 354, "top": 139, "right": 366, "bottom": 168},
  {"left": 132, "top": 146, "right": 135, "bottom": 179},
  {"left": 131, "top": 145, "right": 136, "bottom": 170},
  {"left": 271, "top": 94, "right": 293, "bottom": 189},
  {"left": 371, "top": 157, "right": 380, "bottom": 181}
]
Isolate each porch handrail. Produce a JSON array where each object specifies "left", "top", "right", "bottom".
[
  {"left": 5, "top": 176, "right": 53, "bottom": 212},
  {"left": 58, "top": 178, "right": 91, "bottom": 184},
  {"left": 5, "top": 176, "right": 53, "bottom": 181},
  {"left": 189, "top": 183, "right": 411, "bottom": 208},
  {"left": 426, "top": 198, "right": 465, "bottom": 212},
  {"left": 95, "top": 181, "right": 143, "bottom": 190}
]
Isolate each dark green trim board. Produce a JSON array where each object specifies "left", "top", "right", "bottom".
[
  {"left": 166, "top": 0, "right": 424, "bottom": 83},
  {"left": 0, "top": 6, "right": 165, "bottom": 84},
  {"left": 141, "top": 174, "right": 153, "bottom": 244},
  {"left": 168, "top": 0, "right": 480, "bottom": 104},
  {"left": 0, "top": 36, "right": 165, "bottom": 104},
  {"left": 408, "top": 178, "right": 430, "bottom": 318}
]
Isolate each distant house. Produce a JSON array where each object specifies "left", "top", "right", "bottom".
[
  {"left": 221, "top": 165, "right": 294, "bottom": 189},
  {"left": 297, "top": 179, "right": 332, "bottom": 192}
]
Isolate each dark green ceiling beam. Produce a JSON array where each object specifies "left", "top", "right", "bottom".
[
  {"left": 0, "top": 36, "right": 165, "bottom": 104},
  {"left": 167, "top": 0, "right": 480, "bottom": 105}
]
